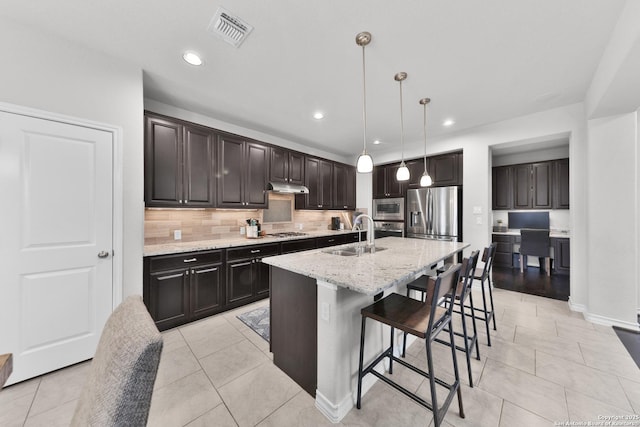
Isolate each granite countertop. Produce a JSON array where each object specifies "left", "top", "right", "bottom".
[
  {"left": 493, "top": 230, "right": 571, "bottom": 238},
  {"left": 262, "top": 236, "right": 469, "bottom": 296},
  {"left": 144, "top": 229, "right": 367, "bottom": 257}
]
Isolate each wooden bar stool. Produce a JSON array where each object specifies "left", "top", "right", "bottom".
[
  {"left": 356, "top": 265, "right": 465, "bottom": 427},
  {"left": 472, "top": 243, "right": 498, "bottom": 346}
]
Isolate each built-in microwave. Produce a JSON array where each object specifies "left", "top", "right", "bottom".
[{"left": 373, "top": 198, "right": 405, "bottom": 221}]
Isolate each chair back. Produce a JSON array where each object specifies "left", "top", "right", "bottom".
[
  {"left": 71, "top": 295, "right": 163, "bottom": 427},
  {"left": 461, "top": 250, "right": 480, "bottom": 296},
  {"left": 520, "top": 229, "right": 550, "bottom": 257},
  {"left": 477, "top": 243, "right": 496, "bottom": 279},
  {"left": 428, "top": 264, "right": 462, "bottom": 331}
]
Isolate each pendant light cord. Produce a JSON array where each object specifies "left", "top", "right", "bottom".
[
  {"left": 423, "top": 100, "right": 427, "bottom": 171},
  {"left": 399, "top": 79, "right": 405, "bottom": 163},
  {"left": 361, "top": 45, "right": 367, "bottom": 153}
]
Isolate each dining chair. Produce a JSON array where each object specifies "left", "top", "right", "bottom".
[
  {"left": 519, "top": 228, "right": 551, "bottom": 275},
  {"left": 71, "top": 295, "right": 163, "bottom": 427},
  {"left": 472, "top": 243, "right": 497, "bottom": 346}
]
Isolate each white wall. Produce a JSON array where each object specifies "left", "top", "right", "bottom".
[
  {"left": 0, "top": 18, "right": 144, "bottom": 298},
  {"left": 586, "top": 112, "right": 638, "bottom": 327}
]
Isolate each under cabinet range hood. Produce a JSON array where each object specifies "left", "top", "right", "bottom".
[{"left": 267, "top": 182, "right": 309, "bottom": 194}]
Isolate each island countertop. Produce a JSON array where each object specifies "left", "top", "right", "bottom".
[{"left": 263, "top": 236, "right": 469, "bottom": 296}]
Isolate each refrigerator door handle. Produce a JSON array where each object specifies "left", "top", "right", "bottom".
[{"left": 410, "top": 211, "right": 421, "bottom": 227}]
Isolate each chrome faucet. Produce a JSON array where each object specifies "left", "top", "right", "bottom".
[{"left": 352, "top": 214, "right": 375, "bottom": 253}]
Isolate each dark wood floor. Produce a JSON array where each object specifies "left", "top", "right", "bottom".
[{"left": 491, "top": 265, "right": 570, "bottom": 301}]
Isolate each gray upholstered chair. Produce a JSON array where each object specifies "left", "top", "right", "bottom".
[
  {"left": 71, "top": 295, "right": 163, "bottom": 427},
  {"left": 519, "top": 228, "right": 551, "bottom": 275}
]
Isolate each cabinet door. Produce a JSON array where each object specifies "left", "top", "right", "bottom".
[
  {"left": 217, "top": 135, "right": 245, "bottom": 207},
  {"left": 430, "top": 153, "right": 460, "bottom": 186},
  {"left": 554, "top": 238, "right": 570, "bottom": 274},
  {"left": 344, "top": 165, "right": 356, "bottom": 210},
  {"left": 385, "top": 165, "right": 404, "bottom": 198},
  {"left": 183, "top": 126, "right": 215, "bottom": 206},
  {"left": 333, "top": 163, "right": 348, "bottom": 209},
  {"left": 554, "top": 159, "right": 570, "bottom": 209},
  {"left": 255, "top": 259, "right": 270, "bottom": 296},
  {"left": 288, "top": 152, "right": 305, "bottom": 185},
  {"left": 304, "top": 157, "right": 321, "bottom": 208},
  {"left": 227, "top": 260, "right": 255, "bottom": 304},
  {"left": 372, "top": 165, "right": 387, "bottom": 198},
  {"left": 145, "top": 116, "right": 183, "bottom": 206},
  {"left": 269, "top": 146, "right": 288, "bottom": 184},
  {"left": 319, "top": 159, "right": 333, "bottom": 208},
  {"left": 245, "top": 142, "right": 269, "bottom": 207},
  {"left": 190, "top": 262, "right": 223, "bottom": 320},
  {"left": 148, "top": 268, "right": 189, "bottom": 331},
  {"left": 492, "top": 166, "right": 513, "bottom": 210},
  {"left": 532, "top": 162, "right": 553, "bottom": 209},
  {"left": 406, "top": 159, "right": 426, "bottom": 188},
  {"left": 513, "top": 164, "right": 532, "bottom": 209}
]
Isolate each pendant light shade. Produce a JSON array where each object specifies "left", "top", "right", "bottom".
[
  {"left": 395, "top": 72, "right": 409, "bottom": 182},
  {"left": 419, "top": 97, "right": 432, "bottom": 187},
  {"left": 356, "top": 32, "right": 374, "bottom": 173}
]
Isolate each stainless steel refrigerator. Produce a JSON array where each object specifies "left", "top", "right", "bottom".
[{"left": 406, "top": 186, "right": 461, "bottom": 241}]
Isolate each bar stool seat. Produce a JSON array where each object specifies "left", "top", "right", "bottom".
[{"left": 356, "top": 265, "right": 464, "bottom": 427}]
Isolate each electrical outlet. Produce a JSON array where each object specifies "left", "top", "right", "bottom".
[
  {"left": 321, "top": 302, "right": 330, "bottom": 321},
  {"left": 174, "top": 230, "right": 182, "bottom": 240},
  {"left": 476, "top": 217, "right": 482, "bottom": 225},
  {"left": 297, "top": 223, "right": 303, "bottom": 230},
  {"left": 240, "top": 226, "right": 246, "bottom": 235}
]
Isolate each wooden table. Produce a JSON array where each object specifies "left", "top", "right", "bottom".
[{"left": 0, "top": 353, "right": 13, "bottom": 388}]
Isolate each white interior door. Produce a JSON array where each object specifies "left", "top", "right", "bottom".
[{"left": 0, "top": 110, "right": 114, "bottom": 385}]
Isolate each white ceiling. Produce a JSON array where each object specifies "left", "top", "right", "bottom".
[{"left": 1, "top": 1, "right": 625, "bottom": 159}]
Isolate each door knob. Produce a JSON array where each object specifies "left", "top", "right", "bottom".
[{"left": 97, "top": 251, "right": 110, "bottom": 258}]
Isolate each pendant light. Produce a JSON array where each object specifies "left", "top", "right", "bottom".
[
  {"left": 419, "top": 98, "right": 433, "bottom": 187},
  {"left": 355, "top": 32, "right": 374, "bottom": 173},
  {"left": 395, "top": 72, "right": 410, "bottom": 181}
]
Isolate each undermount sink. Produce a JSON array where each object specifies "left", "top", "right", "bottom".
[{"left": 322, "top": 246, "right": 386, "bottom": 256}]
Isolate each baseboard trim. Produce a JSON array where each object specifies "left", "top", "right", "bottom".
[
  {"left": 568, "top": 298, "right": 586, "bottom": 313},
  {"left": 583, "top": 312, "right": 640, "bottom": 332}
]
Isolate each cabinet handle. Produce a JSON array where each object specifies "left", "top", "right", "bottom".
[
  {"left": 197, "top": 267, "right": 218, "bottom": 273},
  {"left": 328, "top": 239, "right": 335, "bottom": 242},
  {"left": 318, "top": 205, "right": 322, "bottom": 208},
  {"left": 186, "top": 271, "right": 189, "bottom": 276},
  {"left": 183, "top": 258, "right": 197, "bottom": 263},
  {"left": 160, "top": 272, "right": 184, "bottom": 280},
  {"left": 250, "top": 249, "right": 261, "bottom": 254}
]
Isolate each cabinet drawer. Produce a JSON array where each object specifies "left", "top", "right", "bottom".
[
  {"left": 148, "top": 250, "right": 223, "bottom": 272},
  {"left": 316, "top": 235, "right": 346, "bottom": 247},
  {"left": 281, "top": 238, "right": 317, "bottom": 254},
  {"left": 227, "top": 243, "right": 280, "bottom": 261},
  {"left": 346, "top": 231, "right": 367, "bottom": 243},
  {"left": 492, "top": 234, "right": 514, "bottom": 243}
]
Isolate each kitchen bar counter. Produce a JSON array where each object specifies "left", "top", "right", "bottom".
[
  {"left": 264, "top": 237, "right": 469, "bottom": 422},
  {"left": 263, "top": 236, "right": 468, "bottom": 296},
  {"left": 492, "top": 230, "right": 570, "bottom": 238},
  {"left": 143, "top": 229, "right": 366, "bottom": 256}
]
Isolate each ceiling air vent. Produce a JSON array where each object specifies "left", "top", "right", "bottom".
[{"left": 207, "top": 7, "right": 253, "bottom": 48}]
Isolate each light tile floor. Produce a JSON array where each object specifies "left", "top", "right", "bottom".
[{"left": 1, "top": 288, "right": 639, "bottom": 427}]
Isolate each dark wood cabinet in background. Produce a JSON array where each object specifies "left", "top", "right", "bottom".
[
  {"left": 430, "top": 152, "right": 462, "bottom": 187},
  {"left": 145, "top": 115, "right": 216, "bottom": 207},
  {"left": 492, "top": 158, "right": 568, "bottom": 210},
  {"left": 297, "top": 157, "right": 333, "bottom": 209},
  {"left": 217, "top": 136, "right": 269, "bottom": 208},
  {"left": 492, "top": 234, "right": 515, "bottom": 267},
  {"left": 552, "top": 238, "right": 570, "bottom": 274},
  {"left": 143, "top": 250, "right": 224, "bottom": 331},
  {"left": 270, "top": 147, "right": 305, "bottom": 186}
]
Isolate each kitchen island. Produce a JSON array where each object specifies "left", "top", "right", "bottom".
[{"left": 263, "top": 236, "right": 469, "bottom": 423}]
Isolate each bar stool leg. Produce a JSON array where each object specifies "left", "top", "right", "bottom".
[
  {"left": 480, "top": 278, "right": 492, "bottom": 347},
  {"left": 487, "top": 274, "right": 497, "bottom": 331},
  {"left": 467, "top": 292, "right": 481, "bottom": 360},
  {"left": 389, "top": 327, "right": 394, "bottom": 375},
  {"left": 449, "top": 320, "right": 465, "bottom": 420},
  {"left": 459, "top": 302, "right": 474, "bottom": 387},
  {"left": 356, "top": 316, "right": 367, "bottom": 410},
  {"left": 425, "top": 336, "right": 440, "bottom": 426}
]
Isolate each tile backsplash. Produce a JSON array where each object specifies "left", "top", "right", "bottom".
[{"left": 144, "top": 194, "right": 356, "bottom": 245}]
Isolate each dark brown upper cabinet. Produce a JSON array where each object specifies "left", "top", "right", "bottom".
[
  {"left": 430, "top": 152, "right": 462, "bottom": 187},
  {"left": 553, "top": 158, "right": 569, "bottom": 209},
  {"left": 333, "top": 163, "right": 356, "bottom": 210},
  {"left": 217, "top": 135, "right": 269, "bottom": 209},
  {"left": 373, "top": 164, "right": 405, "bottom": 198},
  {"left": 492, "top": 165, "right": 513, "bottom": 210},
  {"left": 144, "top": 114, "right": 215, "bottom": 208},
  {"left": 492, "top": 158, "right": 568, "bottom": 210},
  {"left": 296, "top": 156, "right": 333, "bottom": 209},
  {"left": 270, "top": 147, "right": 305, "bottom": 186}
]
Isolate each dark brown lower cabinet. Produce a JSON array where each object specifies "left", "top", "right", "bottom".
[
  {"left": 492, "top": 234, "right": 515, "bottom": 267},
  {"left": 226, "top": 243, "right": 280, "bottom": 309},
  {"left": 144, "top": 250, "right": 224, "bottom": 331},
  {"left": 552, "top": 238, "right": 570, "bottom": 274}
]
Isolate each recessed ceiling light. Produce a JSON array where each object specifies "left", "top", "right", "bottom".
[
  {"left": 183, "top": 51, "right": 203, "bottom": 66},
  {"left": 313, "top": 112, "right": 324, "bottom": 120},
  {"left": 373, "top": 140, "right": 381, "bottom": 145},
  {"left": 443, "top": 119, "right": 455, "bottom": 127}
]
